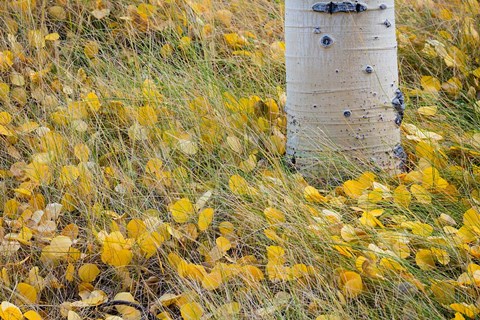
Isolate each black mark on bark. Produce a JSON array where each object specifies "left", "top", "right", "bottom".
[
  {"left": 312, "top": 1, "right": 368, "bottom": 14},
  {"left": 393, "top": 143, "right": 407, "bottom": 171},
  {"left": 392, "top": 89, "right": 405, "bottom": 127},
  {"left": 320, "top": 35, "right": 334, "bottom": 47}
]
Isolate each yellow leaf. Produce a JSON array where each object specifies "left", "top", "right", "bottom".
[
  {"left": 41, "top": 235, "right": 72, "bottom": 261},
  {"left": 180, "top": 302, "right": 203, "bottom": 320},
  {"left": 0, "top": 125, "right": 15, "bottom": 137},
  {"left": 84, "top": 92, "right": 101, "bottom": 112},
  {"left": 60, "top": 165, "right": 80, "bottom": 186},
  {"left": 431, "top": 248, "right": 450, "bottom": 265},
  {"left": 91, "top": 8, "right": 110, "bottom": 19},
  {"left": 101, "top": 232, "right": 133, "bottom": 267},
  {"left": 78, "top": 264, "right": 100, "bottom": 283},
  {"left": 145, "top": 158, "right": 163, "bottom": 175},
  {"left": 67, "top": 311, "right": 82, "bottom": 320},
  {"left": 0, "top": 112, "right": 12, "bottom": 125},
  {"left": 28, "top": 30, "right": 45, "bottom": 48},
  {"left": 137, "top": 3, "right": 157, "bottom": 18},
  {"left": 215, "top": 9, "right": 233, "bottom": 27},
  {"left": 23, "top": 310, "right": 42, "bottom": 320},
  {"left": 65, "top": 263, "right": 75, "bottom": 282},
  {"left": 18, "top": 121, "right": 38, "bottom": 133},
  {"left": 216, "top": 237, "right": 232, "bottom": 252},
  {"left": 442, "top": 77, "right": 462, "bottom": 96},
  {"left": 84, "top": 41, "right": 99, "bottom": 58},
  {"left": 24, "top": 162, "right": 52, "bottom": 185},
  {"left": 223, "top": 33, "right": 247, "bottom": 49},
  {"left": 357, "top": 172, "right": 376, "bottom": 189},
  {"left": 127, "top": 219, "right": 146, "bottom": 239},
  {"left": 343, "top": 180, "right": 365, "bottom": 199},
  {"left": 415, "top": 249, "right": 435, "bottom": 270},
  {"left": 450, "top": 303, "right": 480, "bottom": 318},
  {"left": 216, "top": 302, "right": 240, "bottom": 316},
  {"left": 379, "top": 257, "right": 405, "bottom": 272},
  {"left": 17, "top": 227, "right": 33, "bottom": 245},
  {"left": 267, "top": 246, "right": 285, "bottom": 264},
  {"left": 402, "top": 221, "right": 433, "bottom": 237},
  {"left": 45, "top": 32, "right": 59, "bottom": 41},
  {"left": 0, "top": 301, "right": 23, "bottom": 320},
  {"left": 291, "top": 264, "right": 309, "bottom": 279},
  {"left": 241, "top": 265, "right": 264, "bottom": 282},
  {"left": 142, "top": 79, "right": 163, "bottom": 101},
  {"left": 417, "top": 106, "right": 438, "bottom": 116},
  {"left": 201, "top": 271, "right": 222, "bottom": 290},
  {"left": 0, "top": 82, "right": 9, "bottom": 101},
  {"left": 444, "top": 46, "right": 467, "bottom": 69},
  {"left": 393, "top": 185, "right": 411, "bottom": 207},
  {"left": 137, "top": 105, "right": 157, "bottom": 126},
  {"left": 339, "top": 271, "right": 363, "bottom": 298},
  {"left": 197, "top": 208, "right": 214, "bottom": 231},
  {"left": 229, "top": 175, "right": 250, "bottom": 196},
  {"left": 457, "top": 226, "right": 476, "bottom": 243},
  {"left": 113, "top": 292, "right": 141, "bottom": 319},
  {"left": 72, "top": 290, "right": 107, "bottom": 307},
  {"left": 137, "top": 231, "right": 164, "bottom": 258},
  {"left": 4, "top": 199, "right": 19, "bottom": 218},
  {"left": 16, "top": 283, "right": 37, "bottom": 303},
  {"left": 48, "top": 5, "right": 66, "bottom": 19},
  {"left": 270, "top": 41, "right": 286, "bottom": 62},
  {"left": 364, "top": 189, "right": 383, "bottom": 204},
  {"left": 179, "top": 36, "right": 192, "bottom": 51},
  {"left": 422, "top": 167, "right": 448, "bottom": 190},
  {"left": 0, "top": 51, "right": 13, "bottom": 72},
  {"left": 226, "top": 136, "right": 242, "bottom": 154},
  {"left": 155, "top": 312, "right": 173, "bottom": 320},
  {"left": 264, "top": 228, "right": 283, "bottom": 242},
  {"left": 359, "top": 210, "right": 383, "bottom": 228},
  {"left": 178, "top": 139, "right": 198, "bottom": 155},
  {"left": 74, "top": 143, "right": 90, "bottom": 162},
  {"left": 170, "top": 198, "right": 195, "bottom": 223},
  {"left": 431, "top": 281, "right": 455, "bottom": 304},
  {"left": 160, "top": 44, "right": 173, "bottom": 58},
  {"left": 304, "top": 186, "right": 327, "bottom": 203},
  {"left": 219, "top": 221, "right": 234, "bottom": 235},
  {"left": 421, "top": 76, "right": 441, "bottom": 93},
  {"left": 239, "top": 154, "right": 257, "bottom": 173},
  {"left": 473, "top": 67, "right": 480, "bottom": 78},
  {"left": 179, "top": 263, "right": 205, "bottom": 281},
  {"left": 264, "top": 207, "right": 285, "bottom": 224},
  {"left": 453, "top": 312, "right": 466, "bottom": 320},
  {"left": 410, "top": 184, "right": 432, "bottom": 204},
  {"left": 269, "top": 134, "right": 286, "bottom": 155},
  {"left": 340, "top": 225, "right": 358, "bottom": 242},
  {"left": 316, "top": 314, "right": 342, "bottom": 320}
]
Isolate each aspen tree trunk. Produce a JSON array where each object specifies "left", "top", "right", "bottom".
[{"left": 285, "top": 0, "right": 405, "bottom": 176}]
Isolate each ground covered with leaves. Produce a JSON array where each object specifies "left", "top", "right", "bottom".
[{"left": 0, "top": 0, "right": 480, "bottom": 319}]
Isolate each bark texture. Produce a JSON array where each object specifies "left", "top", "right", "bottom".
[{"left": 285, "top": 0, "right": 403, "bottom": 176}]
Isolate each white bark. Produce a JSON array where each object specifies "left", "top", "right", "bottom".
[{"left": 285, "top": 0, "right": 403, "bottom": 175}]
